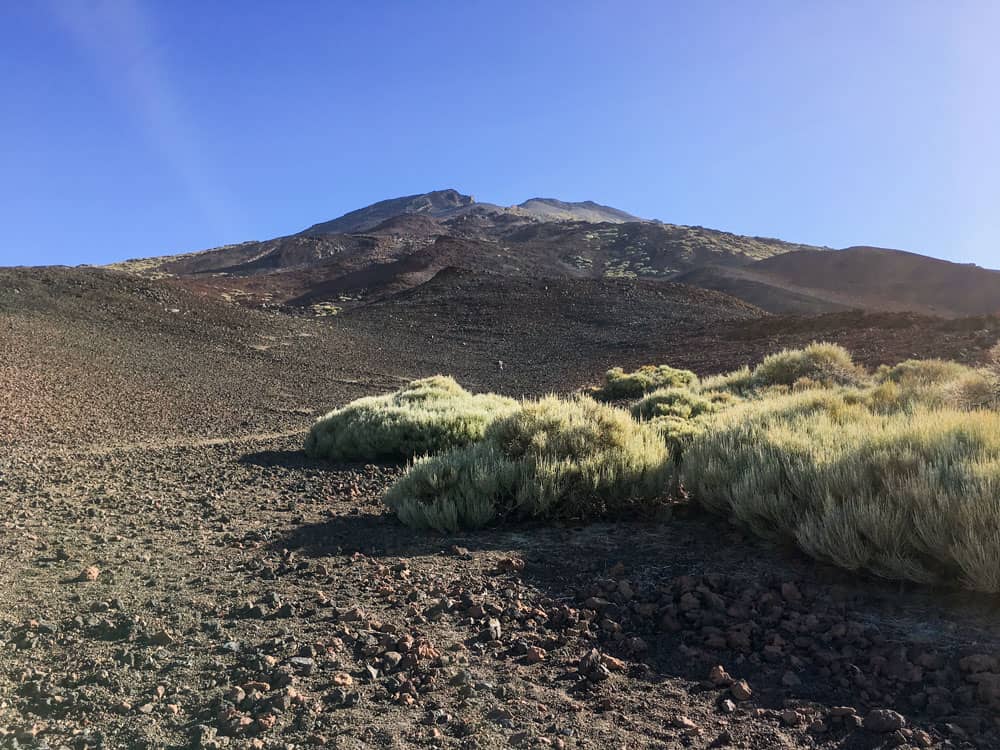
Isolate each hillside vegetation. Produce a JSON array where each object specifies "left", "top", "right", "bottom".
[{"left": 310, "top": 344, "right": 1000, "bottom": 591}]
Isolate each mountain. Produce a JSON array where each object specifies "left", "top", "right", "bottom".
[
  {"left": 514, "top": 197, "right": 641, "bottom": 223},
  {"left": 109, "top": 189, "right": 820, "bottom": 309},
  {"left": 677, "top": 247, "right": 1000, "bottom": 318},
  {"left": 298, "top": 190, "right": 643, "bottom": 236},
  {"left": 106, "top": 189, "right": 999, "bottom": 319},
  {"left": 300, "top": 189, "right": 474, "bottom": 235}
]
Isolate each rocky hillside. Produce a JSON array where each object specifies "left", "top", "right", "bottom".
[
  {"left": 105, "top": 189, "right": 999, "bottom": 318},
  {"left": 108, "top": 190, "right": 822, "bottom": 310},
  {"left": 678, "top": 247, "right": 1000, "bottom": 318}
]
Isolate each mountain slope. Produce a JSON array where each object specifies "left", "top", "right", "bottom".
[
  {"left": 514, "top": 197, "right": 641, "bottom": 223},
  {"left": 108, "top": 190, "right": 819, "bottom": 310},
  {"left": 678, "top": 247, "right": 1000, "bottom": 317},
  {"left": 300, "top": 189, "right": 475, "bottom": 235},
  {"left": 105, "top": 188, "right": 1000, "bottom": 319}
]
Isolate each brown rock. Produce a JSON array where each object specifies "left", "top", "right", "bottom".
[
  {"left": 708, "top": 665, "right": 733, "bottom": 687},
  {"left": 730, "top": 679, "right": 752, "bottom": 701},
  {"left": 79, "top": 566, "right": 101, "bottom": 582},
  {"left": 863, "top": 708, "right": 906, "bottom": 733},
  {"left": 780, "top": 709, "right": 802, "bottom": 726},
  {"left": 525, "top": 646, "right": 547, "bottom": 664}
]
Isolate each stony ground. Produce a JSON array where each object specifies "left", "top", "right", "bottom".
[
  {"left": 5, "top": 435, "right": 1000, "bottom": 750},
  {"left": 4, "top": 266, "right": 1000, "bottom": 749}
]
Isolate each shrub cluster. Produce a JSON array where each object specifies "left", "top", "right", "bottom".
[
  {"left": 383, "top": 396, "right": 672, "bottom": 532},
  {"left": 591, "top": 364, "right": 698, "bottom": 401},
  {"left": 303, "top": 346, "right": 1000, "bottom": 592},
  {"left": 684, "top": 390, "right": 1000, "bottom": 591},
  {"left": 304, "top": 376, "right": 517, "bottom": 462}
]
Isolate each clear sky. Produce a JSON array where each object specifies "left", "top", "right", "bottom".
[{"left": 2, "top": 1, "right": 998, "bottom": 268}]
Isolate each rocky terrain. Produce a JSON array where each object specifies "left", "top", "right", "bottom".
[
  {"left": 104, "top": 190, "right": 1000, "bottom": 321},
  {"left": 4, "top": 260, "right": 1000, "bottom": 748},
  {"left": 106, "top": 190, "right": 824, "bottom": 311},
  {"left": 676, "top": 248, "right": 1000, "bottom": 317}
]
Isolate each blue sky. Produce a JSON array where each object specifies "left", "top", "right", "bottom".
[{"left": 2, "top": 1, "right": 998, "bottom": 268}]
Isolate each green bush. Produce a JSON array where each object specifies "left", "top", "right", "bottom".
[
  {"left": 876, "top": 358, "right": 975, "bottom": 386},
  {"left": 304, "top": 376, "right": 518, "bottom": 462},
  {"left": 631, "top": 387, "right": 735, "bottom": 421},
  {"left": 684, "top": 389, "right": 1000, "bottom": 591},
  {"left": 384, "top": 396, "right": 673, "bottom": 531},
  {"left": 869, "top": 360, "right": 998, "bottom": 413},
  {"left": 701, "top": 366, "right": 753, "bottom": 394},
  {"left": 751, "top": 342, "right": 867, "bottom": 389},
  {"left": 592, "top": 364, "right": 699, "bottom": 401}
]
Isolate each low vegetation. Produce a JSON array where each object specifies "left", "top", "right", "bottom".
[
  {"left": 304, "top": 376, "right": 517, "bottom": 462},
  {"left": 591, "top": 364, "right": 698, "bottom": 400},
  {"left": 684, "top": 391, "right": 1000, "bottom": 591},
  {"left": 383, "top": 396, "right": 672, "bottom": 532},
  {"left": 306, "top": 343, "right": 1000, "bottom": 591}
]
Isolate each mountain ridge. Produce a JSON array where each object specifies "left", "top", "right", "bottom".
[{"left": 105, "top": 188, "right": 999, "bottom": 319}]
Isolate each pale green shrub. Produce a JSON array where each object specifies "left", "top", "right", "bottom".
[
  {"left": 632, "top": 387, "right": 712, "bottom": 421},
  {"left": 631, "top": 387, "right": 736, "bottom": 421},
  {"left": 701, "top": 366, "right": 753, "bottom": 394},
  {"left": 752, "top": 342, "right": 866, "bottom": 389},
  {"left": 876, "top": 358, "right": 974, "bottom": 386},
  {"left": 384, "top": 396, "right": 672, "bottom": 531},
  {"left": 592, "top": 364, "right": 699, "bottom": 401},
  {"left": 304, "top": 376, "right": 518, "bottom": 462},
  {"left": 869, "top": 360, "right": 998, "bottom": 412},
  {"left": 685, "top": 389, "right": 1000, "bottom": 591}
]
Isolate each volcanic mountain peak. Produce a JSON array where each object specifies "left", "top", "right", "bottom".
[
  {"left": 515, "top": 197, "right": 642, "bottom": 223},
  {"left": 300, "top": 189, "right": 476, "bottom": 236},
  {"left": 298, "top": 189, "right": 645, "bottom": 237}
]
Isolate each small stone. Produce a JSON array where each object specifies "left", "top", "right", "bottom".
[
  {"left": 603, "top": 654, "right": 626, "bottom": 672},
  {"left": 525, "top": 646, "right": 547, "bottom": 664},
  {"left": 672, "top": 715, "right": 698, "bottom": 730},
  {"left": 148, "top": 629, "right": 174, "bottom": 646},
  {"left": 486, "top": 618, "right": 502, "bottom": 641},
  {"left": 829, "top": 706, "right": 857, "bottom": 718},
  {"left": 780, "top": 709, "right": 802, "bottom": 726},
  {"left": 290, "top": 656, "right": 315, "bottom": 675},
  {"left": 719, "top": 699, "right": 737, "bottom": 714},
  {"left": 863, "top": 708, "right": 906, "bottom": 733},
  {"left": 332, "top": 672, "right": 353, "bottom": 687},
  {"left": 498, "top": 557, "right": 525, "bottom": 573},
  {"left": 730, "top": 679, "right": 752, "bottom": 701},
  {"left": 708, "top": 665, "right": 733, "bottom": 687},
  {"left": 79, "top": 566, "right": 101, "bottom": 582}
]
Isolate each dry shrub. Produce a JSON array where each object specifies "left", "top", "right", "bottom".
[
  {"left": 384, "top": 396, "right": 672, "bottom": 531},
  {"left": 751, "top": 342, "right": 867, "bottom": 389},
  {"left": 592, "top": 364, "right": 699, "bottom": 401},
  {"left": 304, "top": 376, "right": 517, "bottom": 462},
  {"left": 685, "top": 389, "right": 1000, "bottom": 591}
]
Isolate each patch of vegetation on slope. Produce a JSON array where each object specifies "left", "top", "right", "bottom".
[
  {"left": 304, "top": 376, "right": 518, "bottom": 462},
  {"left": 310, "top": 343, "right": 1000, "bottom": 592},
  {"left": 383, "top": 396, "right": 672, "bottom": 532}
]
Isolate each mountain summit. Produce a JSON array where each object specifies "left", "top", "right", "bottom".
[
  {"left": 300, "top": 189, "right": 475, "bottom": 235},
  {"left": 299, "top": 190, "right": 643, "bottom": 237}
]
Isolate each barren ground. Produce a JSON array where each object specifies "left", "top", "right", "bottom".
[{"left": 3, "top": 267, "right": 1000, "bottom": 749}]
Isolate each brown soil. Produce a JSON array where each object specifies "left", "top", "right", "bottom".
[{"left": 3, "top": 266, "right": 1000, "bottom": 749}]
